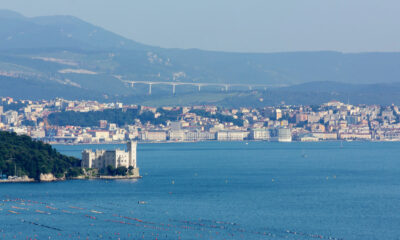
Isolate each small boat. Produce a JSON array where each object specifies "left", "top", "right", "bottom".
[
  {"left": 91, "top": 210, "right": 103, "bottom": 214},
  {"left": 138, "top": 201, "right": 147, "bottom": 205}
]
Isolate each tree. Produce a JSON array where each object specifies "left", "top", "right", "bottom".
[
  {"left": 66, "top": 168, "right": 84, "bottom": 178},
  {"left": 116, "top": 166, "right": 128, "bottom": 176},
  {"left": 106, "top": 165, "right": 116, "bottom": 176}
]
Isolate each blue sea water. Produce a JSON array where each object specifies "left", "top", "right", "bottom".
[{"left": 1, "top": 141, "right": 400, "bottom": 240}]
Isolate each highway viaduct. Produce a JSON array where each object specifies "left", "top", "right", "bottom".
[{"left": 122, "top": 80, "right": 276, "bottom": 95}]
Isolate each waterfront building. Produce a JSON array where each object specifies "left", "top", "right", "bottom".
[
  {"left": 141, "top": 130, "right": 167, "bottom": 141},
  {"left": 382, "top": 131, "right": 400, "bottom": 141},
  {"left": 82, "top": 141, "right": 138, "bottom": 170},
  {"left": 300, "top": 134, "right": 319, "bottom": 142},
  {"left": 339, "top": 133, "right": 372, "bottom": 140},
  {"left": 87, "top": 130, "right": 111, "bottom": 142},
  {"left": 185, "top": 130, "right": 216, "bottom": 141},
  {"left": 278, "top": 128, "right": 292, "bottom": 142},
  {"left": 250, "top": 128, "right": 270, "bottom": 140},
  {"left": 312, "top": 132, "right": 338, "bottom": 140},
  {"left": 169, "top": 130, "right": 185, "bottom": 141},
  {"left": 217, "top": 130, "right": 248, "bottom": 141}
]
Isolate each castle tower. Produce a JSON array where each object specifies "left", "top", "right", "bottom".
[{"left": 127, "top": 141, "right": 137, "bottom": 168}]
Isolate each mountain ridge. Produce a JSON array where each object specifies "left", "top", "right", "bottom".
[
  {"left": 0, "top": 9, "right": 150, "bottom": 51},
  {"left": 1, "top": 10, "right": 400, "bottom": 105}
]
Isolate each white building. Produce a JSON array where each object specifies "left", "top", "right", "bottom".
[
  {"left": 250, "top": 128, "right": 270, "bottom": 140},
  {"left": 141, "top": 130, "right": 167, "bottom": 141},
  {"left": 169, "top": 130, "right": 185, "bottom": 141},
  {"left": 217, "top": 130, "right": 248, "bottom": 141},
  {"left": 278, "top": 128, "right": 292, "bottom": 142},
  {"left": 2, "top": 110, "right": 18, "bottom": 125},
  {"left": 82, "top": 141, "right": 138, "bottom": 172},
  {"left": 185, "top": 130, "right": 216, "bottom": 141}
]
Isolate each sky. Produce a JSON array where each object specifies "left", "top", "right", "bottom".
[{"left": 1, "top": 0, "right": 399, "bottom": 53}]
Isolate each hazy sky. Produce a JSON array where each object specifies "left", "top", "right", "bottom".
[{"left": 1, "top": 0, "right": 399, "bottom": 53}]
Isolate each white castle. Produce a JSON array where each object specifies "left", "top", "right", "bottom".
[{"left": 82, "top": 141, "right": 138, "bottom": 174}]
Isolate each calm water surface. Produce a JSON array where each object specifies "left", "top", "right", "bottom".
[{"left": 1, "top": 141, "right": 400, "bottom": 240}]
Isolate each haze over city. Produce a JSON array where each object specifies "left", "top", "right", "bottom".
[{"left": 1, "top": 0, "right": 400, "bottom": 52}]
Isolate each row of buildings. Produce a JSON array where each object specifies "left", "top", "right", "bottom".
[{"left": 2, "top": 97, "right": 400, "bottom": 143}]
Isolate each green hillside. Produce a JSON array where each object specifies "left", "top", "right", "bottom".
[{"left": 0, "top": 131, "right": 81, "bottom": 180}]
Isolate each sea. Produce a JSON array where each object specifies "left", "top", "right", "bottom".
[{"left": 1, "top": 141, "right": 400, "bottom": 240}]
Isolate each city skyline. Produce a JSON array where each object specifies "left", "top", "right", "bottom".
[{"left": 2, "top": 97, "right": 399, "bottom": 144}]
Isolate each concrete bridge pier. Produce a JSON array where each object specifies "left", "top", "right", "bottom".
[
  {"left": 172, "top": 84, "right": 176, "bottom": 95},
  {"left": 148, "top": 83, "right": 153, "bottom": 95}
]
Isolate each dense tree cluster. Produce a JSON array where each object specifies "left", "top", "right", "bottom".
[
  {"left": 0, "top": 131, "right": 81, "bottom": 180},
  {"left": 65, "top": 167, "right": 84, "bottom": 178},
  {"left": 1, "top": 102, "right": 27, "bottom": 112},
  {"left": 48, "top": 107, "right": 182, "bottom": 127},
  {"left": 106, "top": 165, "right": 128, "bottom": 176},
  {"left": 189, "top": 109, "right": 244, "bottom": 127}
]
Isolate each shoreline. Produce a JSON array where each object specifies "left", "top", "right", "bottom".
[
  {"left": 0, "top": 175, "right": 142, "bottom": 183},
  {"left": 48, "top": 139, "right": 400, "bottom": 145}
]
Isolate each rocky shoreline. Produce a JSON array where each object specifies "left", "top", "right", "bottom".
[
  {"left": 69, "top": 175, "right": 142, "bottom": 180},
  {"left": 0, "top": 173, "right": 141, "bottom": 183}
]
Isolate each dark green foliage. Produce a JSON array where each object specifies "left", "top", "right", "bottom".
[
  {"left": 296, "top": 121, "right": 308, "bottom": 128},
  {"left": 21, "top": 120, "right": 36, "bottom": 126},
  {"left": 48, "top": 108, "right": 181, "bottom": 127},
  {"left": 106, "top": 165, "right": 128, "bottom": 176},
  {"left": 190, "top": 109, "right": 244, "bottom": 127},
  {"left": 154, "top": 108, "right": 182, "bottom": 125},
  {"left": 310, "top": 105, "right": 320, "bottom": 112},
  {"left": 116, "top": 166, "right": 128, "bottom": 176},
  {"left": 138, "top": 111, "right": 156, "bottom": 125},
  {"left": 0, "top": 131, "right": 81, "bottom": 180},
  {"left": 66, "top": 167, "right": 84, "bottom": 178},
  {"left": 128, "top": 166, "right": 134, "bottom": 174},
  {"left": 2, "top": 102, "right": 27, "bottom": 112},
  {"left": 106, "top": 165, "right": 116, "bottom": 176},
  {"left": 48, "top": 108, "right": 139, "bottom": 127}
]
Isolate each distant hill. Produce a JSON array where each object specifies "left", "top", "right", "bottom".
[
  {"left": 126, "top": 81, "right": 400, "bottom": 107},
  {"left": 0, "top": 131, "right": 81, "bottom": 180},
  {"left": 0, "top": 10, "right": 400, "bottom": 105},
  {"left": 0, "top": 9, "right": 148, "bottom": 50}
]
